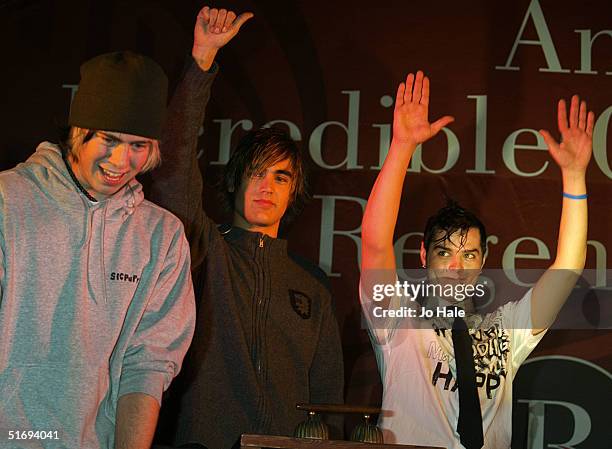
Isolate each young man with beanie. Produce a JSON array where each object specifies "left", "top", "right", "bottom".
[
  {"left": 360, "top": 71, "right": 593, "bottom": 448},
  {"left": 150, "top": 6, "right": 344, "bottom": 449},
  {"left": 0, "top": 51, "right": 195, "bottom": 449}
]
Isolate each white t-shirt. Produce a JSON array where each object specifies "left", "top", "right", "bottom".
[{"left": 360, "top": 283, "right": 546, "bottom": 449}]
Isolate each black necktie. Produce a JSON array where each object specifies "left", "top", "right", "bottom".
[{"left": 452, "top": 314, "right": 484, "bottom": 449}]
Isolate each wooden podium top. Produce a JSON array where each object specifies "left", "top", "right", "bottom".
[{"left": 240, "top": 434, "right": 445, "bottom": 449}]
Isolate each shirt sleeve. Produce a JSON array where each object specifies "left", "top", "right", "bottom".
[
  {"left": 149, "top": 58, "right": 219, "bottom": 270},
  {"left": 500, "top": 288, "right": 547, "bottom": 371},
  {"left": 117, "top": 228, "right": 196, "bottom": 404}
]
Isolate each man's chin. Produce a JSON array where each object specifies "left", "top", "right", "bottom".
[
  {"left": 249, "top": 214, "right": 281, "bottom": 228},
  {"left": 92, "top": 183, "right": 127, "bottom": 200},
  {"left": 431, "top": 277, "right": 466, "bottom": 286},
  {"left": 429, "top": 273, "right": 480, "bottom": 286}
]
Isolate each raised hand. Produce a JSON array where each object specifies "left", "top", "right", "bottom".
[
  {"left": 392, "top": 71, "right": 454, "bottom": 148},
  {"left": 539, "top": 95, "right": 594, "bottom": 175},
  {"left": 192, "top": 6, "right": 254, "bottom": 70}
]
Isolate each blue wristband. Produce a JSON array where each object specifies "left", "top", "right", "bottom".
[{"left": 563, "top": 192, "right": 588, "bottom": 200}]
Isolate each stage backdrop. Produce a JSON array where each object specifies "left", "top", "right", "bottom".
[{"left": 2, "top": 0, "right": 610, "bottom": 447}]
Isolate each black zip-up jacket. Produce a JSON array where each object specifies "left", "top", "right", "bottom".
[{"left": 150, "top": 61, "right": 344, "bottom": 449}]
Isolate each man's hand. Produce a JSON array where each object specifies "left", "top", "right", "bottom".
[
  {"left": 192, "top": 5, "right": 254, "bottom": 71},
  {"left": 539, "top": 95, "right": 594, "bottom": 177},
  {"left": 392, "top": 70, "right": 454, "bottom": 149}
]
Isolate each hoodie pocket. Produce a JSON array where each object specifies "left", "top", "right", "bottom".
[{"left": 0, "top": 363, "right": 101, "bottom": 447}]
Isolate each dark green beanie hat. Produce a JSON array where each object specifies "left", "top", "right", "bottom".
[{"left": 69, "top": 51, "right": 168, "bottom": 140}]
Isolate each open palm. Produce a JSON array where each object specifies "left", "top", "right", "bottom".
[
  {"left": 540, "top": 95, "right": 594, "bottom": 174},
  {"left": 392, "top": 71, "right": 454, "bottom": 147}
]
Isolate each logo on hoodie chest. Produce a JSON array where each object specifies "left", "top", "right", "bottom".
[{"left": 110, "top": 272, "right": 140, "bottom": 283}]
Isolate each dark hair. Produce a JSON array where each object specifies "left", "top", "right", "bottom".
[
  {"left": 223, "top": 126, "right": 309, "bottom": 228},
  {"left": 423, "top": 200, "right": 487, "bottom": 255}
]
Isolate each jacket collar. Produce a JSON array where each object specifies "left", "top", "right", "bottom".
[{"left": 220, "top": 224, "right": 288, "bottom": 256}]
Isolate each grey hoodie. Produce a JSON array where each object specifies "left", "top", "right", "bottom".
[{"left": 0, "top": 143, "right": 195, "bottom": 448}]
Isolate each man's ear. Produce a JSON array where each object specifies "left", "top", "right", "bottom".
[
  {"left": 481, "top": 241, "right": 488, "bottom": 270},
  {"left": 420, "top": 241, "right": 427, "bottom": 268}
]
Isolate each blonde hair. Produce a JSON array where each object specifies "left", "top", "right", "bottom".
[{"left": 67, "top": 126, "right": 161, "bottom": 172}]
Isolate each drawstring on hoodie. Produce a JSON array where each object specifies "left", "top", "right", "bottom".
[
  {"left": 100, "top": 203, "right": 109, "bottom": 304},
  {"left": 124, "top": 184, "right": 136, "bottom": 218}
]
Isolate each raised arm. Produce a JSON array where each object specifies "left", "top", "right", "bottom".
[
  {"left": 361, "top": 71, "right": 454, "bottom": 276},
  {"left": 531, "top": 95, "right": 594, "bottom": 334},
  {"left": 149, "top": 5, "right": 252, "bottom": 267}
]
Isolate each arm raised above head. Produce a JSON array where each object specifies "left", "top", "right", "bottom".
[
  {"left": 149, "top": 5, "right": 252, "bottom": 267},
  {"left": 361, "top": 71, "right": 454, "bottom": 275},
  {"left": 531, "top": 95, "right": 594, "bottom": 334}
]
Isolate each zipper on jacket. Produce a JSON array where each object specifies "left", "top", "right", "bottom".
[{"left": 252, "top": 231, "right": 272, "bottom": 433}]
